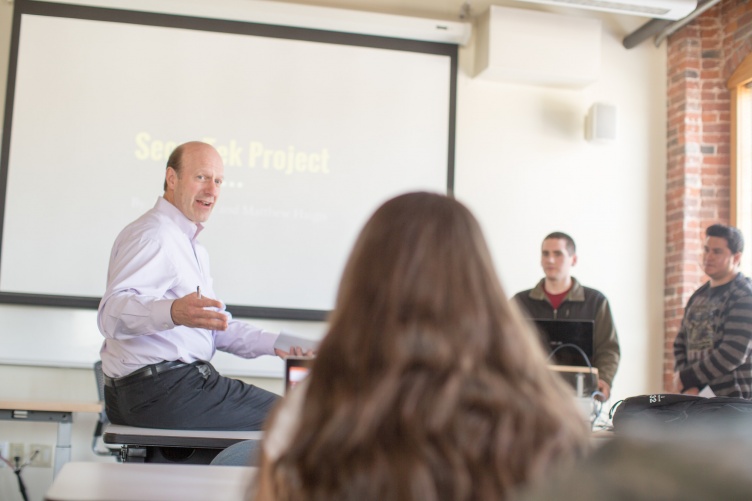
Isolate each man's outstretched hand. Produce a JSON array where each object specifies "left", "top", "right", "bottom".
[
  {"left": 275, "top": 346, "right": 315, "bottom": 358},
  {"left": 171, "top": 292, "right": 229, "bottom": 331}
]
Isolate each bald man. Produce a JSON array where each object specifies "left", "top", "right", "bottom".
[{"left": 98, "top": 141, "right": 303, "bottom": 431}]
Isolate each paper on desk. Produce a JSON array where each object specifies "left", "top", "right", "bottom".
[
  {"left": 274, "top": 330, "right": 319, "bottom": 353},
  {"left": 699, "top": 385, "right": 716, "bottom": 398}
]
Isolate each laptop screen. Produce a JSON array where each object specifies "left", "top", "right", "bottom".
[
  {"left": 532, "top": 319, "right": 594, "bottom": 367},
  {"left": 285, "top": 357, "right": 313, "bottom": 393}
]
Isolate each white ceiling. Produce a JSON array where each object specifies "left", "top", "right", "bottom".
[
  {"left": 262, "top": 0, "right": 668, "bottom": 44},
  {"left": 265, "top": 0, "right": 658, "bottom": 23}
]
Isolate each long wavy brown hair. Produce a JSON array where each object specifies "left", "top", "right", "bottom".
[{"left": 258, "top": 192, "right": 589, "bottom": 501}]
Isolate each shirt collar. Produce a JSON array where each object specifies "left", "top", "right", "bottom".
[{"left": 154, "top": 196, "right": 204, "bottom": 241}]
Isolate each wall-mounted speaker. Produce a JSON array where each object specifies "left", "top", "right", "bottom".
[{"left": 585, "top": 102, "right": 617, "bottom": 143}]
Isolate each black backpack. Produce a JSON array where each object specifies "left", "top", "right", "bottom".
[{"left": 609, "top": 394, "right": 752, "bottom": 431}]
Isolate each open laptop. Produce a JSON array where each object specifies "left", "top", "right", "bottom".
[
  {"left": 533, "top": 319, "right": 594, "bottom": 367},
  {"left": 533, "top": 319, "right": 597, "bottom": 398},
  {"left": 284, "top": 357, "right": 313, "bottom": 393}
]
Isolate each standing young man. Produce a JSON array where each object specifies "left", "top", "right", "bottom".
[
  {"left": 673, "top": 224, "right": 752, "bottom": 398},
  {"left": 513, "top": 232, "right": 620, "bottom": 400}
]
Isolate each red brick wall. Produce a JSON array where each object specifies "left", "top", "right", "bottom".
[{"left": 664, "top": 0, "right": 752, "bottom": 390}]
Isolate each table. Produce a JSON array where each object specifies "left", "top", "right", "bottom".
[
  {"left": 45, "top": 461, "right": 256, "bottom": 501},
  {"left": 0, "top": 400, "right": 102, "bottom": 477},
  {"left": 103, "top": 424, "right": 263, "bottom": 463},
  {"left": 549, "top": 365, "right": 599, "bottom": 397}
]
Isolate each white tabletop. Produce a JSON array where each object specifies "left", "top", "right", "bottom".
[
  {"left": 0, "top": 400, "right": 102, "bottom": 413},
  {"left": 45, "top": 462, "right": 256, "bottom": 501}
]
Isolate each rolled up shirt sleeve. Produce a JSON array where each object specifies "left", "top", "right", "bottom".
[
  {"left": 98, "top": 237, "right": 178, "bottom": 339},
  {"left": 214, "top": 311, "right": 279, "bottom": 359}
]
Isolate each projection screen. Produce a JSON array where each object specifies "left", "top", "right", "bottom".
[{"left": 0, "top": 0, "right": 457, "bottom": 320}]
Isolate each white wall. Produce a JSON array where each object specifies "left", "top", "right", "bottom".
[
  {"left": 454, "top": 14, "right": 667, "bottom": 403},
  {"left": 0, "top": 2, "right": 666, "bottom": 499}
]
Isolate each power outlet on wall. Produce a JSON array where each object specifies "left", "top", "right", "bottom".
[
  {"left": 9, "top": 443, "right": 25, "bottom": 465},
  {"left": 28, "top": 444, "right": 52, "bottom": 468}
]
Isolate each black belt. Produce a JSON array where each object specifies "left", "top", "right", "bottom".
[{"left": 104, "top": 361, "right": 191, "bottom": 388}]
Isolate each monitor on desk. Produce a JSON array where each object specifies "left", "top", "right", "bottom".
[
  {"left": 533, "top": 319, "right": 594, "bottom": 367},
  {"left": 285, "top": 357, "right": 313, "bottom": 393}
]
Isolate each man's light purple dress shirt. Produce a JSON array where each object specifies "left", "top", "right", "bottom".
[{"left": 97, "top": 197, "right": 278, "bottom": 378}]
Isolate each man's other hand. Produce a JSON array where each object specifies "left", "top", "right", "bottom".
[
  {"left": 595, "top": 378, "right": 611, "bottom": 401},
  {"left": 275, "top": 346, "right": 315, "bottom": 359},
  {"left": 171, "top": 292, "right": 229, "bottom": 331}
]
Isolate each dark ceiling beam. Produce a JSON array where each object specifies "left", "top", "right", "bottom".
[
  {"left": 622, "top": 0, "right": 723, "bottom": 49},
  {"left": 654, "top": 0, "right": 722, "bottom": 47},
  {"left": 623, "top": 18, "right": 672, "bottom": 49}
]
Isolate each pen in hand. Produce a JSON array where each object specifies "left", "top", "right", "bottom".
[{"left": 197, "top": 286, "right": 201, "bottom": 299}]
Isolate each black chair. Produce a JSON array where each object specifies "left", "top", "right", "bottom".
[{"left": 92, "top": 361, "right": 120, "bottom": 459}]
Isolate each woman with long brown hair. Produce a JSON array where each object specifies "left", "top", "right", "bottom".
[{"left": 251, "top": 192, "right": 589, "bottom": 501}]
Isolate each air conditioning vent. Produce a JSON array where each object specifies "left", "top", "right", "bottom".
[{"left": 511, "top": 0, "right": 697, "bottom": 20}]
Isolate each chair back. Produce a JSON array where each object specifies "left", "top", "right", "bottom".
[
  {"left": 94, "top": 360, "right": 106, "bottom": 402},
  {"left": 92, "top": 360, "right": 118, "bottom": 457}
]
